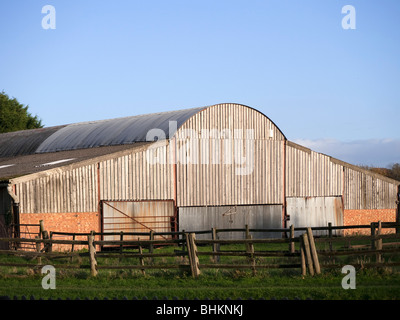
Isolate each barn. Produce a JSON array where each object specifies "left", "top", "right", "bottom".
[{"left": 0, "top": 103, "right": 399, "bottom": 244}]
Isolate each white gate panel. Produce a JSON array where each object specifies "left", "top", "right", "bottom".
[{"left": 286, "top": 196, "right": 343, "bottom": 236}]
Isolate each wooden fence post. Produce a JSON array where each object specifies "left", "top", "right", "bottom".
[
  {"left": 245, "top": 225, "right": 250, "bottom": 250},
  {"left": 39, "top": 220, "right": 45, "bottom": 238},
  {"left": 88, "top": 234, "right": 98, "bottom": 277},
  {"left": 376, "top": 221, "right": 382, "bottom": 263},
  {"left": 70, "top": 234, "right": 76, "bottom": 263},
  {"left": 289, "top": 225, "right": 295, "bottom": 254},
  {"left": 370, "top": 222, "right": 376, "bottom": 250},
  {"left": 120, "top": 231, "right": 124, "bottom": 254},
  {"left": 245, "top": 224, "right": 250, "bottom": 239},
  {"left": 181, "top": 229, "right": 186, "bottom": 252},
  {"left": 138, "top": 239, "right": 145, "bottom": 276},
  {"left": 71, "top": 234, "right": 76, "bottom": 253},
  {"left": 328, "top": 222, "right": 333, "bottom": 252},
  {"left": 149, "top": 230, "right": 154, "bottom": 253},
  {"left": 39, "top": 220, "right": 51, "bottom": 253},
  {"left": 43, "top": 230, "right": 51, "bottom": 253},
  {"left": 149, "top": 230, "right": 154, "bottom": 264},
  {"left": 186, "top": 233, "right": 201, "bottom": 277},
  {"left": 211, "top": 228, "right": 219, "bottom": 263},
  {"left": 35, "top": 236, "right": 42, "bottom": 265},
  {"left": 307, "top": 228, "right": 321, "bottom": 275},
  {"left": 244, "top": 224, "right": 256, "bottom": 275},
  {"left": 300, "top": 236, "right": 306, "bottom": 276},
  {"left": 302, "top": 233, "right": 314, "bottom": 276},
  {"left": 246, "top": 234, "right": 256, "bottom": 275}
]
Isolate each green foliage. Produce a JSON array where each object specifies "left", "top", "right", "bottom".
[
  {"left": 360, "top": 163, "right": 400, "bottom": 182},
  {"left": 0, "top": 91, "right": 43, "bottom": 133},
  {"left": 388, "top": 163, "right": 400, "bottom": 181}
]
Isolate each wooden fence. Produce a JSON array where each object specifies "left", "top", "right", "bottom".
[{"left": 0, "top": 222, "right": 400, "bottom": 278}]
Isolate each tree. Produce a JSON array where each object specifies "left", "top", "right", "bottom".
[
  {"left": 361, "top": 163, "right": 400, "bottom": 182},
  {"left": 387, "top": 163, "right": 400, "bottom": 181},
  {"left": 0, "top": 91, "right": 43, "bottom": 133}
]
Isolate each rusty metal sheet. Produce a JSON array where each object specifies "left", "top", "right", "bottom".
[
  {"left": 286, "top": 196, "right": 343, "bottom": 236},
  {"left": 102, "top": 200, "right": 176, "bottom": 242}
]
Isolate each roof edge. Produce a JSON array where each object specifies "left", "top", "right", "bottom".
[
  {"left": 172, "top": 102, "right": 287, "bottom": 140},
  {"left": 288, "top": 139, "right": 400, "bottom": 186},
  {"left": 9, "top": 142, "right": 156, "bottom": 184}
]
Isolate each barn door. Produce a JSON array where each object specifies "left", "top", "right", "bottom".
[
  {"left": 102, "top": 200, "right": 176, "bottom": 242},
  {"left": 179, "top": 205, "right": 283, "bottom": 239}
]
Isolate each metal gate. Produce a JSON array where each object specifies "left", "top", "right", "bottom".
[{"left": 102, "top": 200, "right": 176, "bottom": 241}]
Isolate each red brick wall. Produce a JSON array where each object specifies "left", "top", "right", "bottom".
[
  {"left": 343, "top": 209, "right": 397, "bottom": 235},
  {"left": 20, "top": 212, "right": 100, "bottom": 251}
]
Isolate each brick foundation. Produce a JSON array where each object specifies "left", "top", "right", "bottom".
[
  {"left": 343, "top": 209, "right": 397, "bottom": 235},
  {"left": 20, "top": 212, "right": 100, "bottom": 251}
]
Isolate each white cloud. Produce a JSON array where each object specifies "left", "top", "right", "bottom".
[{"left": 292, "top": 138, "right": 400, "bottom": 167}]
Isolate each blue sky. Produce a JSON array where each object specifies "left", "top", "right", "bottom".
[{"left": 0, "top": 0, "right": 399, "bottom": 166}]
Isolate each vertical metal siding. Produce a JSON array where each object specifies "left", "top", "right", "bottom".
[
  {"left": 175, "top": 103, "right": 284, "bottom": 207},
  {"left": 175, "top": 138, "right": 283, "bottom": 206},
  {"left": 15, "top": 164, "right": 98, "bottom": 214},
  {"left": 14, "top": 143, "right": 174, "bottom": 214},
  {"left": 99, "top": 143, "right": 173, "bottom": 201},
  {"left": 285, "top": 143, "right": 343, "bottom": 198},
  {"left": 179, "top": 205, "right": 283, "bottom": 239},
  {"left": 344, "top": 167, "right": 397, "bottom": 210},
  {"left": 8, "top": 104, "right": 399, "bottom": 218},
  {"left": 286, "top": 141, "right": 398, "bottom": 210},
  {"left": 286, "top": 196, "right": 343, "bottom": 236}
]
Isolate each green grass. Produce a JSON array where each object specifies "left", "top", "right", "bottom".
[
  {"left": 1, "top": 241, "right": 400, "bottom": 300},
  {"left": 1, "top": 268, "right": 400, "bottom": 300}
]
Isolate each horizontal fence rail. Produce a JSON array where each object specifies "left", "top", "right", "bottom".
[{"left": 0, "top": 221, "right": 399, "bottom": 278}]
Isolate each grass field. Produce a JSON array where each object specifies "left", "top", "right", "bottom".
[
  {"left": 1, "top": 240, "right": 400, "bottom": 300},
  {"left": 1, "top": 269, "right": 400, "bottom": 300}
]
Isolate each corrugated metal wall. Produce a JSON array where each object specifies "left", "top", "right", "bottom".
[
  {"left": 286, "top": 196, "right": 343, "bottom": 236},
  {"left": 176, "top": 139, "right": 283, "bottom": 206},
  {"left": 343, "top": 166, "right": 398, "bottom": 210},
  {"left": 178, "top": 205, "right": 282, "bottom": 239},
  {"left": 15, "top": 164, "right": 98, "bottom": 214},
  {"left": 285, "top": 141, "right": 343, "bottom": 198},
  {"left": 286, "top": 141, "right": 398, "bottom": 210},
  {"left": 98, "top": 143, "right": 173, "bottom": 201},
  {"left": 8, "top": 104, "right": 398, "bottom": 221},
  {"left": 176, "top": 103, "right": 285, "bottom": 141},
  {"left": 13, "top": 143, "right": 174, "bottom": 214},
  {"left": 175, "top": 103, "right": 285, "bottom": 207}
]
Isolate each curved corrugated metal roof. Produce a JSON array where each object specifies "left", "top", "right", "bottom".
[
  {"left": 7, "top": 107, "right": 203, "bottom": 155},
  {"left": 0, "top": 125, "right": 66, "bottom": 158},
  {"left": 0, "top": 107, "right": 206, "bottom": 158},
  {"left": 35, "top": 107, "right": 206, "bottom": 153},
  {"left": 0, "top": 103, "right": 286, "bottom": 158}
]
